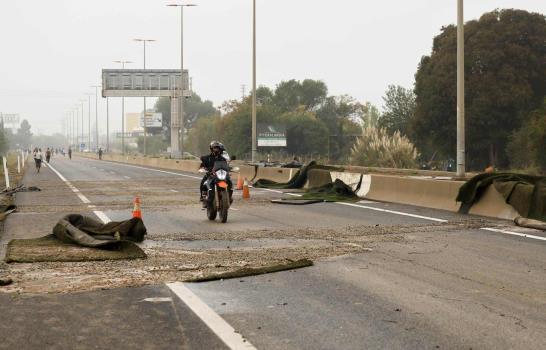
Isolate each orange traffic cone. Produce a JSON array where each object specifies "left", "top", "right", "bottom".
[
  {"left": 236, "top": 173, "right": 244, "bottom": 190},
  {"left": 132, "top": 196, "right": 142, "bottom": 219},
  {"left": 242, "top": 178, "right": 250, "bottom": 199}
]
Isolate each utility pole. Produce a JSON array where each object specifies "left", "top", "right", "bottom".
[
  {"left": 86, "top": 93, "right": 92, "bottom": 152},
  {"left": 114, "top": 60, "right": 133, "bottom": 154},
  {"left": 91, "top": 85, "right": 101, "bottom": 151},
  {"left": 251, "top": 0, "right": 257, "bottom": 162},
  {"left": 456, "top": 0, "right": 465, "bottom": 177},
  {"left": 134, "top": 38, "right": 156, "bottom": 156},
  {"left": 167, "top": 3, "right": 196, "bottom": 158},
  {"left": 106, "top": 97, "right": 109, "bottom": 152},
  {"left": 241, "top": 84, "right": 246, "bottom": 101}
]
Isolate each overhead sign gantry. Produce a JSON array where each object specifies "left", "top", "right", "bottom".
[{"left": 101, "top": 69, "right": 190, "bottom": 157}]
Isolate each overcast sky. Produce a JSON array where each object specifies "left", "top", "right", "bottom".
[{"left": 0, "top": 0, "right": 544, "bottom": 135}]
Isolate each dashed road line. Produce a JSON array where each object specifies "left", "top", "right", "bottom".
[
  {"left": 45, "top": 162, "right": 111, "bottom": 224},
  {"left": 337, "top": 202, "right": 448, "bottom": 223},
  {"left": 170, "top": 189, "right": 179, "bottom": 193},
  {"left": 167, "top": 282, "right": 256, "bottom": 350},
  {"left": 481, "top": 227, "right": 546, "bottom": 242}
]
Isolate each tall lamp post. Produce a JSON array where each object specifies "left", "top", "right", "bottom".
[
  {"left": 114, "top": 60, "right": 133, "bottom": 154},
  {"left": 79, "top": 99, "right": 86, "bottom": 151},
  {"left": 167, "top": 3, "right": 196, "bottom": 158},
  {"left": 456, "top": 0, "right": 465, "bottom": 177},
  {"left": 85, "top": 93, "right": 93, "bottom": 151},
  {"left": 133, "top": 38, "right": 156, "bottom": 156},
  {"left": 251, "top": 0, "right": 257, "bottom": 162},
  {"left": 91, "top": 85, "right": 101, "bottom": 151}
]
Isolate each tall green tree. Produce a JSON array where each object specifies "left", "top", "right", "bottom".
[
  {"left": 278, "top": 107, "right": 329, "bottom": 156},
  {"left": 154, "top": 92, "right": 218, "bottom": 142},
  {"left": 379, "top": 85, "right": 415, "bottom": 136},
  {"left": 412, "top": 9, "right": 546, "bottom": 169},
  {"left": 15, "top": 119, "right": 32, "bottom": 148},
  {"left": 273, "top": 79, "right": 328, "bottom": 113}
]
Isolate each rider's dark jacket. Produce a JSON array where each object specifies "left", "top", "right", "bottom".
[{"left": 200, "top": 154, "right": 228, "bottom": 171}]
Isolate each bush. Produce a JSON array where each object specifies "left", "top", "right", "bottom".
[{"left": 350, "top": 127, "right": 418, "bottom": 168}]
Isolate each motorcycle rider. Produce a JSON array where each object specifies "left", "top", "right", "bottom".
[{"left": 199, "top": 141, "right": 233, "bottom": 208}]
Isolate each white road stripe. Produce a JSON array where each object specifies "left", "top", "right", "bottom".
[
  {"left": 166, "top": 282, "right": 256, "bottom": 350},
  {"left": 170, "top": 189, "right": 179, "bottom": 193},
  {"left": 336, "top": 202, "right": 448, "bottom": 223},
  {"left": 45, "top": 162, "right": 111, "bottom": 223},
  {"left": 481, "top": 227, "right": 546, "bottom": 242},
  {"left": 124, "top": 175, "right": 131, "bottom": 179},
  {"left": 89, "top": 159, "right": 202, "bottom": 180}
]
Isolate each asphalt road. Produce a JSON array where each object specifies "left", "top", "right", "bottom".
[{"left": 1, "top": 154, "right": 545, "bottom": 349}]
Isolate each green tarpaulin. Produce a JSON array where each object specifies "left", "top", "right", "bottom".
[{"left": 457, "top": 173, "right": 546, "bottom": 222}]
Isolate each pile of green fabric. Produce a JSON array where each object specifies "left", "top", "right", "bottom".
[
  {"left": 253, "top": 161, "right": 344, "bottom": 189},
  {"left": 457, "top": 173, "right": 546, "bottom": 222},
  {"left": 300, "top": 179, "right": 360, "bottom": 202}
]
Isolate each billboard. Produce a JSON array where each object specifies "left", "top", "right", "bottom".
[
  {"left": 257, "top": 124, "right": 287, "bottom": 147},
  {"left": 102, "top": 69, "right": 189, "bottom": 98},
  {"left": 1, "top": 113, "right": 20, "bottom": 126},
  {"left": 140, "top": 112, "right": 162, "bottom": 128}
]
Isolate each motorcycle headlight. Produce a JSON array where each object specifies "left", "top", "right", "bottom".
[{"left": 216, "top": 169, "right": 228, "bottom": 180}]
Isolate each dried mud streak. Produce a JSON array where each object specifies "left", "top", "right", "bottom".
[{"left": 0, "top": 219, "right": 494, "bottom": 295}]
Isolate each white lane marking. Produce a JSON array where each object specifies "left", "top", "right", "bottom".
[
  {"left": 170, "top": 189, "right": 179, "bottom": 193},
  {"left": 124, "top": 176, "right": 131, "bottom": 179},
  {"left": 45, "top": 162, "right": 112, "bottom": 224},
  {"left": 109, "top": 171, "right": 116, "bottom": 175},
  {"left": 93, "top": 210, "right": 111, "bottom": 224},
  {"left": 257, "top": 188, "right": 303, "bottom": 197},
  {"left": 481, "top": 228, "right": 546, "bottom": 242},
  {"left": 88, "top": 159, "right": 202, "bottom": 180},
  {"left": 230, "top": 208, "right": 239, "bottom": 211},
  {"left": 358, "top": 200, "right": 376, "bottom": 204},
  {"left": 167, "top": 282, "right": 256, "bottom": 350},
  {"left": 142, "top": 297, "right": 173, "bottom": 303},
  {"left": 336, "top": 202, "right": 448, "bottom": 223}
]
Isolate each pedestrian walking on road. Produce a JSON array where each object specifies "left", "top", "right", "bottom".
[
  {"left": 68, "top": 147, "right": 72, "bottom": 160},
  {"left": 45, "top": 148, "right": 51, "bottom": 163},
  {"left": 33, "top": 148, "right": 43, "bottom": 173},
  {"left": 98, "top": 147, "right": 103, "bottom": 160}
]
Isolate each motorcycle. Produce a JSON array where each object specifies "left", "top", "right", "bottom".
[{"left": 199, "top": 161, "right": 239, "bottom": 223}]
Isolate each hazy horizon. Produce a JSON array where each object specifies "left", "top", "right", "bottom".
[{"left": 1, "top": 0, "right": 544, "bottom": 136}]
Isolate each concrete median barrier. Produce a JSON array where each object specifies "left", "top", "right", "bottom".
[
  {"left": 254, "top": 167, "right": 294, "bottom": 183},
  {"left": 467, "top": 185, "right": 520, "bottom": 220}
]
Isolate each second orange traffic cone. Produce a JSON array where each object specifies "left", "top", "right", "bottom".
[
  {"left": 236, "top": 173, "right": 244, "bottom": 190},
  {"left": 242, "top": 178, "right": 250, "bottom": 199},
  {"left": 132, "top": 195, "right": 142, "bottom": 219}
]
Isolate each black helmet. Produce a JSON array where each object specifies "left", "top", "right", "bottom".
[{"left": 209, "top": 140, "right": 224, "bottom": 154}]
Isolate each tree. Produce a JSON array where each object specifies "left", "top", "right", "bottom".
[
  {"left": 350, "top": 127, "right": 418, "bottom": 168},
  {"left": 412, "top": 9, "right": 546, "bottom": 169},
  {"left": 360, "top": 102, "right": 381, "bottom": 128},
  {"left": 154, "top": 92, "right": 218, "bottom": 143},
  {"left": 278, "top": 107, "right": 329, "bottom": 156},
  {"left": 507, "top": 98, "right": 546, "bottom": 172},
  {"left": 273, "top": 79, "right": 328, "bottom": 113},
  {"left": 15, "top": 119, "right": 32, "bottom": 148},
  {"left": 379, "top": 85, "right": 415, "bottom": 136}
]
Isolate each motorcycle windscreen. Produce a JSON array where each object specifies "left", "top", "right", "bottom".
[
  {"left": 217, "top": 181, "right": 228, "bottom": 189},
  {"left": 213, "top": 160, "right": 229, "bottom": 171}
]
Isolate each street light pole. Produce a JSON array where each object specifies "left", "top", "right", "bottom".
[
  {"left": 251, "top": 0, "right": 257, "bottom": 162},
  {"left": 106, "top": 97, "right": 109, "bottom": 152},
  {"left": 134, "top": 38, "right": 156, "bottom": 156},
  {"left": 86, "top": 93, "right": 92, "bottom": 152},
  {"left": 168, "top": 3, "right": 196, "bottom": 158},
  {"left": 114, "top": 60, "right": 133, "bottom": 154},
  {"left": 79, "top": 99, "right": 85, "bottom": 151},
  {"left": 456, "top": 0, "right": 465, "bottom": 177},
  {"left": 91, "top": 85, "right": 101, "bottom": 151}
]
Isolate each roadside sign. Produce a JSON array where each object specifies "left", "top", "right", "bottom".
[
  {"left": 257, "top": 124, "right": 287, "bottom": 147},
  {"left": 140, "top": 112, "right": 162, "bottom": 128}
]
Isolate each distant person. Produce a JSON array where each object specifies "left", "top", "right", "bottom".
[
  {"left": 68, "top": 147, "right": 72, "bottom": 160},
  {"left": 45, "top": 148, "right": 52, "bottom": 163},
  {"left": 98, "top": 147, "right": 103, "bottom": 160},
  {"left": 33, "top": 148, "right": 43, "bottom": 173}
]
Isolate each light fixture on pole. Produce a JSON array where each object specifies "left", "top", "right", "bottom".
[
  {"left": 114, "top": 60, "right": 133, "bottom": 154},
  {"left": 133, "top": 38, "right": 156, "bottom": 156},
  {"left": 456, "top": 0, "right": 465, "bottom": 177},
  {"left": 91, "top": 85, "right": 101, "bottom": 151},
  {"left": 167, "top": 3, "right": 197, "bottom": 158}
]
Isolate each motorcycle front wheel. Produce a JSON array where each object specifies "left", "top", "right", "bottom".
[{"left": 207, "top": 193, "right": 217, "bottom": 221}]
